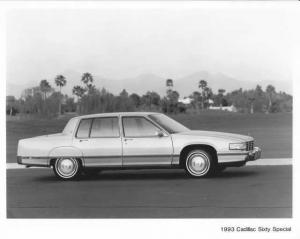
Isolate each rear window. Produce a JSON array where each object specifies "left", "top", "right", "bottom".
[
  {"left": 90, "top": 117, "right": 119, "bottom": 137},
  {"left": 76, "top": 119, "right": 92, "bottom": 138}
]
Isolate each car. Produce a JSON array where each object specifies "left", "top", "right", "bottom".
[{"left": 17, "top": 112, "right": 261, "bottom": 180}]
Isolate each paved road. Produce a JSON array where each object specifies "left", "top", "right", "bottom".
[{"left": 7, "top": 165, "right": 292, "bottom": 218}]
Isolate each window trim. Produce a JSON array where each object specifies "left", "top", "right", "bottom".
[
  {"left": 75, "top": 116, "right": 120, "bottom": 139},
  {"left": 121, "top": 116, "right": 168, "bottom": 138}
]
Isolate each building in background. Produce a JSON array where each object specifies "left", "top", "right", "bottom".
[{"left": 209, "top": 105, "right": 237, "bottom": 112}]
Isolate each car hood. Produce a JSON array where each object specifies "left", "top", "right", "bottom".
[{"left": 175, "top": 130, "right": 253, "bottom": 142}]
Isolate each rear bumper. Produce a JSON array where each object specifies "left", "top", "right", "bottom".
[
  {"left": 17, "top": 156, "right": 50, "bottom": 167},
  {"left": 218, "top": 147, "right": 262, "bottom": 165}
]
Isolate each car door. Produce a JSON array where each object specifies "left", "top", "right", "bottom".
[
  {"left": 73, "top": 117, "right": 122, "bottom": 167},
  {"left": 121, "top": 116, "right": 173, "bottom": 166}
]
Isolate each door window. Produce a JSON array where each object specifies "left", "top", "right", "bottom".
[
  {"left": 90, "top": 117, "right": 119, "bottom": 137},
  {"left": 122, "top": 117, "right": 161, "bottom": 137},
  {"left": 76, "top": 119, "right": 92, "bottom": 138}
]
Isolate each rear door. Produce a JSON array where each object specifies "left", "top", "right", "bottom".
[
  {"left": 121, "top": 116, "right": 173, "bottom": 166},
  {"left": 73, "top": 117, "right": 122, "bottom": 167}
]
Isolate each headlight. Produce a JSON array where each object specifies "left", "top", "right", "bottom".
[{"left": 229, "top": 142, "right": 246, "bottom": 150}]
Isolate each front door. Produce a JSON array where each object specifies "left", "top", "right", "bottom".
[
  {"left": 121, "top": 116, "right": 173, "bottom": 166},
  {"left": 73, "top": 117, "right": 122, "bottom": 167}
]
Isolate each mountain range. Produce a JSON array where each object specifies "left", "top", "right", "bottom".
[{"left": 7, "top": 71, "right": 292, "bottom": 98}]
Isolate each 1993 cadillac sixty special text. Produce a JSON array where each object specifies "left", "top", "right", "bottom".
[{"left": 17, "top": 112, "right": 261, "bottom": 180}]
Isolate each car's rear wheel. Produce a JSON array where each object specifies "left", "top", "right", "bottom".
[
  {"left": 185, "top": 149, "right": 215, "bottom": 177},
  {"left": 53, "top": 158, "right": 81, "bottom": 180}
]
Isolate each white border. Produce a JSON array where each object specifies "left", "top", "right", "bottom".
[{"left": 1, "top": 1, "right": 299, "bottom": 239}]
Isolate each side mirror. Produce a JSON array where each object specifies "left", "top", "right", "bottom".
[{"left": 156, "top": 131, "right": 164, "bottom": 137}]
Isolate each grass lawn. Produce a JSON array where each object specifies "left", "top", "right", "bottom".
[{"left": 6, "top": 111, "right": 292, "bottom": 163}]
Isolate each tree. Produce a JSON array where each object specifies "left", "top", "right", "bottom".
[
  {"left": 72, "top": 85, "right": 86, "bottom": 112},
  {"left": 6, "top": 96, "right": 17, "bottom": 116},
  {"left": 148, "top": 91, "right": 161, "bottom": 107},
  {"left": 218, "top": 89, "right": 225, "bottom": 95},
  {"left": 120, "top": 89, "right": 129, "bottom": 98},
  {"left": 142, "top": 91, "right": 161, "bottom": 110},
  {"left": 248, "top": 97, "right": 255, "bottom": 114},
  {"left": 255, "top": 85, "right": 263, "bottom": 97},
  {"left": 169, "top": 90, "right": 179, "bottom": 103},
  {"left": 72, "top": 85, "right": 86, "bottom": 100},
  {"left": 166, "top": 79, "right": 174, "bottom": 96},
  {"left": 39, "top": 79, "right": 52, "bottom": 100},
  {"left": 198, "top": 80, "right": 207, "bottom": 109},
  {"left": 266, "top": 85, "right": 276, "bottom": 113},
  {"left": 191, "top": 91, "right": 201, "bottom": 110},
  {"left": 166, "top": 79, "right": 173, "bottom": 89},
  {"left": 116, "top": 89, "right": 134, "bottom": 112},
  {"left": 81, "top": 72, "right": 94, "bottom": 90},
  {"left": 64, "top": 97, "right": 76, "bottom": 113},
  {"left": 165, "top": 90, "right": 180, "bottom": 113},
  {"left": 54, "top": 75, "right": 67, "bottom": 116},
  {"left": 129, "top": 93, "right": 141, "bottom": 108},
  {"left": 216, "top": 89, "right": 226, "bottom": 107}
]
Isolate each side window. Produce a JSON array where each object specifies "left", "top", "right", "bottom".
[
  {"left": 76, "top": 119, "right": 92, "bottom": 138},
  {"left": 122, "top": 117, "right": 160, "bottom": 137},
  {"left": 90, "top": 117, "right": 119, "bottom": 137}
]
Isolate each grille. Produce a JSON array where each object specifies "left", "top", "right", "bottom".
[{"left": 246, "top": 141, "right": 254, "bottom": 151}]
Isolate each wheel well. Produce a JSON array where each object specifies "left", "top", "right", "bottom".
[
  {"left": 49, "top": 157, "right": 83, "bottom": 167},
  {"left": 179, "top": 144, "right": 218, "bottom": 167}
]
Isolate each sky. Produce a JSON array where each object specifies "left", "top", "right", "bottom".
[{"left": 6, "top": 4, "right": 294, "bottom": 97}]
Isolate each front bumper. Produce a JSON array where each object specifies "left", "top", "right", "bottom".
[
  {"left": 218, "top": 147, "right": 262, "bottom": 165},
  {"left": 246, "top": 147, "right": 261, "bottom": 161}
]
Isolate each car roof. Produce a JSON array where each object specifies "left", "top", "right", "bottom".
[{"left": 74, "top": 112, "right": 161, "bottom": 119}]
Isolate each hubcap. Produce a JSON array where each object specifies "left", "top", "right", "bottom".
[
  {"left": 187, "top": 152, "right": 210, "bottom": 176},
  {"left": 56, "top": 158, "right": 78, "bottom": 178},
  {"left": 190, "top": 156, "right": 206, "bottom": 172}
]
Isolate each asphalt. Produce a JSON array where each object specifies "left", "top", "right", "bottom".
[{"left": 6, "top": 165, "right": 292, "bottom": 218}]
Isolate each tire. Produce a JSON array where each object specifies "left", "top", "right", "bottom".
[
  {"left": 53, "top": 158, "right": 81, "bottom": 180},
  {"left": 185, "top": 149, "right": 216, "bottom": 177}
]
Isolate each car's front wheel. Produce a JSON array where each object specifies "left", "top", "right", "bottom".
[
  {"left": 53, "top": 158, "right": 81, "bottom": 180},
  {"left": 185, "top": 149, "right": 215, "bottom": 177}
]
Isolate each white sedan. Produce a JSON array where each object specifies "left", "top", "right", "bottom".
[{"left": 17, "top": 112, "right": 261, "bottom": 180}]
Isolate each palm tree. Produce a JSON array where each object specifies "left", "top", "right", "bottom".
[
  {"left": 266, "top": 85, "right": 275, "bottom": 113},
  {"left": 198, "top": 80, "right": 207, "bottom": 109},
  {"left": 218, "top": 89, "right": 226, "bottom": 107},
  {"left": 72, "top": 85, "right": 86, "bottom": 100},
  {"left": 55, "top": 75, "right": 67, "bottom": 116},
  {"left": 166, "top": 79, "right": 173, "bottom": 96},
  {"left": 191, "top": 91, "right": 201, "bottom": 110},
  {"left": 166, "top": 79, "right": 173, "bottom": 89},
  {"left": 248, "top": 97, "right": 255, "bottom": 114},
  {"left": 81, "top": 72, "right": 94, "bottom": 90},
  {"left": 40, "top": 79, "right": 51, "bottom": 100},
  {"left": 72, "top": 85, "right": 86, "bottom": 113},
  {"left": 218, "top": 89, "right": 225, "bottom": 96}
]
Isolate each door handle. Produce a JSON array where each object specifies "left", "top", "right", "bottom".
[
  {"left": 124, "top": 138, "right": 133, "bottom": 142},
  {"left": 79, "top": 139, "right": 89, "bottom": 142}
]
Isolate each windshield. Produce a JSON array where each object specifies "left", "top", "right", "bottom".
[
  {"left": 148, "top": 114, "right": 189, "bottom": 134},
  {"left": 62, "top": 118, "right": 78, "bottom": 135}
]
